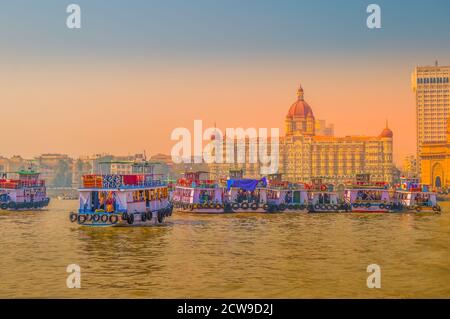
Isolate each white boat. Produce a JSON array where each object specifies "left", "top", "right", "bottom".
[
  {"left": 172, "top": 172, "right": 225, "bottom": 214},
  {"left": 265, "top": 174, "right": 308, "bottom": 212},
  {"left": 394, "top": 178, "right": 441, "bottom": 213},
  {"left": 306, "top": 179, "right": 349, "bottom": 213},
  {"left": 344, "top": 174, "right": 398, "bottom": 213},
  {"left": 0, "top": 170, "right": 50, "bottom": 211},
  {"left": 70, "top": 172, "right": 172, "bottom": 227}
]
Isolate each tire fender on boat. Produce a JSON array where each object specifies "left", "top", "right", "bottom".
[
  {"left": 109, "top": 215, "right": 119, "bottom": 224},
  {"left": 100, "top": 214, "right": 109, "bottom": 223},
  {"left": 78, "top": 214, "right": 87, "bottom": 224},
  {"left": 69, "top": 212, "right": 78, "bottom": 223},
  {"left": 127, "top": 213, "right": 134, "bottom": 225},
  {"left": 157, "top": 211, "right": 164, "bottom": 223}
]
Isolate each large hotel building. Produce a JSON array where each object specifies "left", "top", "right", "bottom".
[
  {"left": 413, "top": 63, "right": 450, "bottom": 187},
  {"left": 210, "top": 85, "right": 394, "bottom": 185}
]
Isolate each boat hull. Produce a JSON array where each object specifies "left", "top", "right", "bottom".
[
  {"left": 176, "top": 207, "right": 306, "bottom": 214},
  {"left": 403, "top": 205, "right": 441, "bottom": 213},
  {"left": 70, "top": 206, "right": 173, "bottom": 227},
  {"left": 0, "top": 199, "right": 50, "bottom": 211}
]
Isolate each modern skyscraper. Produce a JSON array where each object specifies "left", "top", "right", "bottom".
[{"left": 412, "top": 62, "right": 450, "bottom": 176}]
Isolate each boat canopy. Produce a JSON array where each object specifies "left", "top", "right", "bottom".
[{"left": 226, "top": 177, "right": 267, "bottom": 191}]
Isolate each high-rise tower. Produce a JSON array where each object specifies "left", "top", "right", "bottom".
[{"left": 412, "top": 63, "right": 450, "bottom": 176}]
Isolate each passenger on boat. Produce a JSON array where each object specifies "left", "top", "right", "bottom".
[
  {"left": 285, "top": 191, "right": 292, "bottom": 203},
  {"left": 318, "top": 193, "right": 330, "bottom": 204}
]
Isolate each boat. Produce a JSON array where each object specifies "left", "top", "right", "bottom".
[
  {"left": 344, "top": 174, "right": 399, "bottom": 213},
  {"left": 265, "top": 174, "right": 308, "bottom": 212},
  {"left": 173, "top": 171, "right": 308, "bottom": 214},
  {"left": 70, "top": 173, "right": 173, "bottom": 227},
  {"left": 306, "top": 178, "right": 349, "bottom": 213},
  {"left": 0, "top": 170, "right": 50, "bottom": 211},
  {"left": 172, "top": 171, "right": 226, "bottom": 213},
  {"left": 394, "top": 178, "right": 441, "bottom": 213}
]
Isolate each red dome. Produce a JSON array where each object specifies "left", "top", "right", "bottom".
[
  {"left": 379, "top": 122, "right": 393, "bottom": 138},
  {"left": 286, "top": 85, "right": 315, "bottom": 119}
]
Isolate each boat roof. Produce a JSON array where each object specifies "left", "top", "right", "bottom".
[
  {"left": 345, "top": 187, "right": 388, "bottom": 191},
  {"left": 396, "top": 190, "right": 435, "bottom": 194},
  {"left": 79, "top": 185, "right": 167, "bottom": 192},
  {"left": 310, "top": 191, "right": 338, "bottom": 195},
  {"left": 175, "top": 185, "right": 218, "bottom": 190}
]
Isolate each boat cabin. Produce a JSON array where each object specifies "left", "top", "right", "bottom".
[{"left": 78, "top": 174, "right": 169, "bottom": 214}]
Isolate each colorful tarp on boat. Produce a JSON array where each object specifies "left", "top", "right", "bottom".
[{"left": 226, "top": 177, "right": 267, "bottom": 191}]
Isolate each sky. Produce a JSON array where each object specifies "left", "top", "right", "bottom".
[{"left": 1, "top": 0, "right": 450, "bottom": 164}]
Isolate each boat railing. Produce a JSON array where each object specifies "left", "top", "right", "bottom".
[
  {"left": 79, "top": 180, "right": 167, "bottom": 189},
  {"left": 78, "top": 208, "right": 127, "bottom": 214},
  {"left": 352, "top": 199, "right": 389, "bottom": 203}
]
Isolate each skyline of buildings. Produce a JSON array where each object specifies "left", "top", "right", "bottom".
[
  {"left": 210, "top": 86, "right": 395, "bottom": 185},
  {"left": 2, "top": 60, "right": 450, "bottom": 188}
]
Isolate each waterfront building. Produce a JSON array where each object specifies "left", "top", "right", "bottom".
[
  {"left": 0, "top": 155, "right": 29, "bottom": 174},
  {"left": 412, "top": 62, "right": 450, "bottom": 176},
  {"left": 283, "top": 86, "right": 394, "bottom": 184},
  {"left": 420, "top": 116, "right": 450, "bottom": 188},
  {"left": 315, "top": 119, "right": 334, "bottom": 136},
  {"left": 209, "top": 85, "right": 395, "bottom": 185},
  {"left": 402, "top": 155, "right": 418, "bottom": 178}
]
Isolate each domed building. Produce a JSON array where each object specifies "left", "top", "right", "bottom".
[
  {"left": 281, "top": 85, "right": 394, "bottom": 184},
  {"left": 285, "top": 86, "right": 316, "bottom": 136},
  {"left": 209, "top": 84, "right": 394, "bottom": 184}
]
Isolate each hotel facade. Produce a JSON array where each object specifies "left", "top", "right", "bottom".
[
  {"left": 412, "top": 63, "right": 450, "bottom": 187},
  {"left": 210, "top": 85, "right": 394, "bottom": 185}
]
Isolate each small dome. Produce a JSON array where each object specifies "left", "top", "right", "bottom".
[
  {"left": 379, "top": 120, "right": 393, "bottom": 138},
  {"left": 286, "top": 85, "right": 315, "bottom": 119}
]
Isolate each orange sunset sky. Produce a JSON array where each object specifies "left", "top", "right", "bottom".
[
  {"left": 1, "top": 0, "right": 450, "bottom": 165},
  {"left": 2, "top": 57, "right": 417, "bottom": 164}
]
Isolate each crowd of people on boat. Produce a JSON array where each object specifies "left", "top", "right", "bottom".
[
  {"left": 356, "top": 190, "right": 382, "bottom": 201},
  {"left": 316, "top": 193, "right": 332, "bottom": 204},
  {"left": 199, "top": 190, "right": 214, "bottom": 203},
  {"left": 236, "top": 189, "right": 261, "bottom": 203},
  {"left": 414, "top": 193, "right": 433, "bottom": 206}
]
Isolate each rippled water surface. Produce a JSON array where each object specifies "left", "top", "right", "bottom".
[{"left": 0, "top": 200, "right": 449, "bottom": 298}]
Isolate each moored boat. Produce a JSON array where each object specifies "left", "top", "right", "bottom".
[
  {"left": 172, "top": 171, "right": 225, "bottom": 213},
  {"left": 266, "top": 174, "right": 308, "bottom": 212},
  {"left": 0, "top": 170, "right": 50, "bottom": 211},
  {"left": 306, "top": 179, "right": 349, "bottom": 213},
  {"left": 70, "top": 172, "right": 172, "bottom": 227},
  {"left": 344, "top": 174, "right": 399, "bottom": 213},
  {"left": 394, "top": 178, "right": 441, "bottom": 213}
]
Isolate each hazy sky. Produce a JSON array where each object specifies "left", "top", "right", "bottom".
[{"left": 1, "top": 0, "right": 450, "bottom": 164}]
